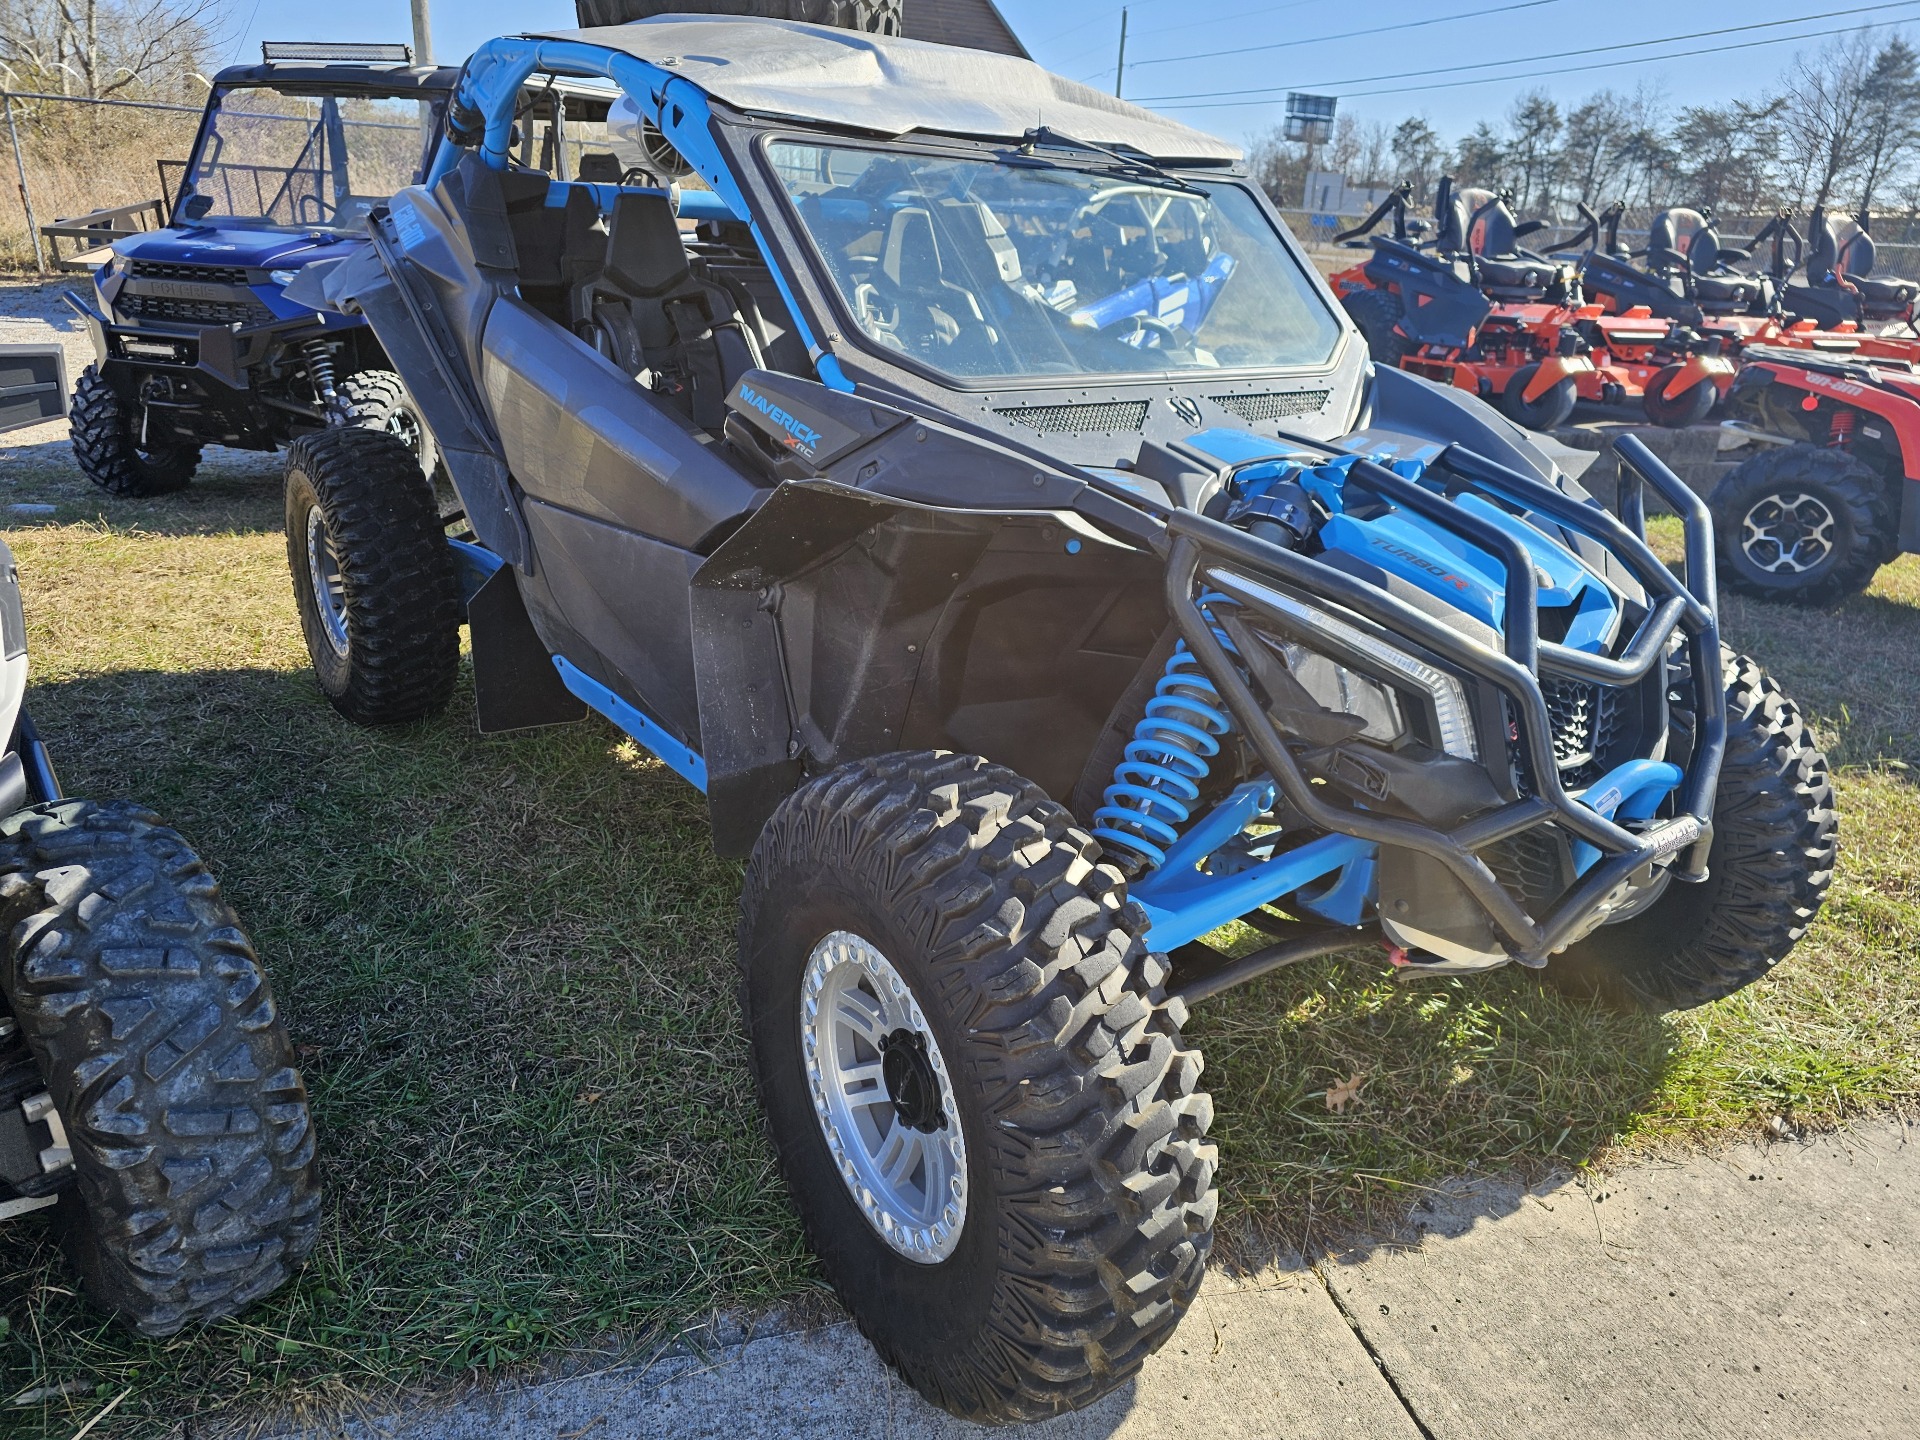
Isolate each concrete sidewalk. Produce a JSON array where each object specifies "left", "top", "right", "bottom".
[{"left": 279, "top": 1119, "right": 1916, "bottom": 1440}]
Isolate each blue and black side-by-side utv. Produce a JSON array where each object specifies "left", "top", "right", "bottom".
[{"left": 281, "top": 14, "right": 1836, "bottom": 1424}]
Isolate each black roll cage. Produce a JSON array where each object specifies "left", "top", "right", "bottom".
[{"left": 1069, "top": 432, "right": 1726, "bottom": 971}]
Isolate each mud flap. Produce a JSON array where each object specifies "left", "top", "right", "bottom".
[{"left": 469, "top": 566, "right": 587, "bottom": 733}]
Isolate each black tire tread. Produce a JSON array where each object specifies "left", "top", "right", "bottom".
[
  {"left": 1712, "top": 443, "right": 1885, "bottom": 605},
  {"left": 1340, "top": 287, "right": 1412, "bottom": 368},
  {"left": 68, "top": 365, "right": 200, "bottom": 497},
  {"left": 740, "top": 752, "right": 1215, "bottom": 1423},
  {"left": 284, "top": 426, "right": 459, "bottom": 726},
  {"left": 0, "top": 800, "right": 319, "bottom": 1335},
  {"left": 1547, "top": 649, "right": 1835, "bottom": 1011}
]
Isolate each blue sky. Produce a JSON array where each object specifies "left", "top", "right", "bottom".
[{"left": 226, "top": 1, "right": 1919, "bottom": 148}]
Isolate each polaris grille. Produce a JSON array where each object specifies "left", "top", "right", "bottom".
[
  {"left": 128, "top": 260, "right": 251, "bottom": 286},
  {"left": 118, "top": 294, "right": 270, "bottom": 326},
  {"left": 1208, "top": 390, "right": 1331, "bottom": 423},
  {"left": 993, "top": 400, "right": 1150, "bottom": 434},
  {"left": 1479, "top": 830, "right": 1572, "bottom": 914}
]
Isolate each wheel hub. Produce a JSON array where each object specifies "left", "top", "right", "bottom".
[
  {"left": 880, "top": 1028, "right": 946, "bottom": 1132},
  {"left": 801, "top": 931, "right": 968, "bottom": 1263},
  {"left": 1740, "top": 490, "right": 1837, "bottom": 574},
  {"left": 385, "top": 407, "right": 423, "bottom": 456}
]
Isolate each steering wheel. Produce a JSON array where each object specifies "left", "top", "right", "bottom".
[{"left": 1102, "top": 313, "right": 1182, "bottom": 350}]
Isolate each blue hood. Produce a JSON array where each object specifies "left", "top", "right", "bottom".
[
  {"left": 1184, "top": 427, "right": 1624, "bottom": 656},
  {"left": 112, "top": 227, "right": 363, "bottom": 271}
]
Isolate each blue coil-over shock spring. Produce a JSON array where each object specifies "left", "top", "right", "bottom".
[{"left": 1092, "top": 595, "right": 1238, "bottom": 871}]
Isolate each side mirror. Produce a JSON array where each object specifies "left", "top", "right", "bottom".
[{"left": 182, "top": 194, "right": 214, "bottom": 221}]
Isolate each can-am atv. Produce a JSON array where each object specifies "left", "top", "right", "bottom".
[
  {"left": 286, "top": 16, "right": 1835, "bottom": 1424},
  {"left": 0, "top": 522, "right": 318, "bottom": 1332},
  {"left": 1715, "top": 346, "right": 1920, "bottom": 603}
]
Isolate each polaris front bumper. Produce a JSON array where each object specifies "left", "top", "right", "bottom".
[{"left": 1146, "top": 435, "right": 1723, "bottom": 979}]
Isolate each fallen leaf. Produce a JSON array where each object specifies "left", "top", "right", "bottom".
[
  {"left": 576, "top": 1090, "right": 605, "bottom": 1105},
  {"left": 1325, "top": 1072, "right": 1366, "bottom": 1113}
]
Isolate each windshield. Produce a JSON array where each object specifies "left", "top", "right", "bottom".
[
  {"left": 181, "top": 85, "right": 443, "bottom": 231},
  {"left": 768, "top": 140, "right": 1343, "bottom": 384}
]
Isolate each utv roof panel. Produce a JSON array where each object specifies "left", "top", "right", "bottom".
[{"left": 530, "top": 17, "right": 1242, "bottom": 163}]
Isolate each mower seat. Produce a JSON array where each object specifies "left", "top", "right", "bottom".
[
  {"left": 1833, "top": 215, "right": 1919, "bottom": 319},
  {"left": 1456, "top": 188, "right": 1562, "bottom": 300},
  {"left": 1648, "top": 208, "right": 1769, "bottom": 316}
]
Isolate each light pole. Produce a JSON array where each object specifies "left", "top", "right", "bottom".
[
  {"left": 410, "top": 0, "right": 433, "bottom": 65},
  {"left": 1114, "top": 8, "right": 1128, "bottom": 99}
]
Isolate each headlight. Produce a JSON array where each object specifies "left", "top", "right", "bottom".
[
  {"left": 1206, "top": 568, "right": 1481, "bottom": 761},
  {"left": 268, "top": 269, "right": 299, "bottom": 287}
]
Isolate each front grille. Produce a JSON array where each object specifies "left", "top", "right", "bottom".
[
  {"left": 1480, "top": 829, "right": 1573, "bottom": 915},
  {"left": 1209, "top": 390, "right": 1331, "bottom": 423},
  {"left": 1540, "top": 674, "right": 1625, "bottom": 788},
  {"left": 993, "top": 400, "right": 1150, "bottom": 434},
  {"left": 118, "top": 294, "right": 270, "bottom": 326},
  {"left": 128, "top": 260, "right": 251, "bottom": 286}
]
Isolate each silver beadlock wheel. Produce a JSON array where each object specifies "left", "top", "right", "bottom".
[
  {"left": 801, "top": 930, "right": 967, "bottom": 1263},
  {"left": 1740, "top": 490, "right": 1837, "bottom": 573},
  {"left": 305, "top": 507, "right": 350, "bottom": 659}
]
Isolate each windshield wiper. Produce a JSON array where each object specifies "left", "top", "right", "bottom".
[{"left": 1016, "top": 127, "right": 1203, "bottom": 195}]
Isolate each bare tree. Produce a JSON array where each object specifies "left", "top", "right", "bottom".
[
  {"left": 0, "top": 0, "right": 226, "bottom": 99},
  {"left": 1776, "top": 30, "right": 1882, "bottom": 211}
]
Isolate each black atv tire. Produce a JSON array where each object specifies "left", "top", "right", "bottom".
[
  {"left": 335, "top": 370, "right": 438, "bottom": 479},
  {"left": 575, "top": 1, "right": 901, "bottom": 34},
  {"left": 738, "top": 751, "right": 1216, "bottom": 1424},
  {"left": 1501, "top": 362, "right": 1579, "bottom": 432},
  {"left": 1340, "top": 287, "right": 1412, "bottom": 368},
  {"left": 1712, "top": 443, "right": 1885, "bottom": 605},
  {"left": 68, "top": 365, "right": 201, "bottom": 497},
  {"left": 285, "top": 427, "right": 460, "bottom": 726},
  {"left": 1643, "top": 364, "right": 1717, "bottom": 429},
  {"left": 1545, "top": 649, "right": 1835, "bottom": 1012},
  {"left": 0, "top": 800, "right": 319, "bottom": 1335}
]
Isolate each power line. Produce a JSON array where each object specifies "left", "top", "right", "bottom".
[
  {"left": 1148, "top": 14, "right": 1917, "bottom": 109},
  {"left": 1128, "top": 0, "right": 1570, "bottom": 71},
  {"left": 1132, "top": 2, "right": 1920, "bottom": 103}
]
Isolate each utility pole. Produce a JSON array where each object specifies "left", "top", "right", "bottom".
[
  {"left": 410, "top": 0, "right": 433, "bottom": 65},
  {"left": 1115, "top": 8, "right": 1128, "bottom": 99}
]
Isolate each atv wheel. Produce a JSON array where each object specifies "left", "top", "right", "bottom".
[
  {"left": 1642, "top": 364, "right": 1717, "bottom": 429},
  {"left": 285, "top": 426, "right": 459, "bottom": 725},
  {"left": 336, "top": 370, "right": 438, "bottom": 479},
  {"left": 1340, "top": 287, "right": 1412, "bottom": 367},
  {"left": 68, "top": 365, "right": 200, "bottom": 496},
  {"left": 1501, "top": 363, "right": 1578, "bottom": 432},
  {"left": 1545, "top": 649, "right": 1834, "bottom": 1012},
  {"left": 0, "top": 800, "right": 319, "bottom": 1334},
  {"left": 739, "top": 752, "right": 1216, "bottom": 1423},
  {"left": 1712, "top": 443, "right": 1885, "bottom": 604}
]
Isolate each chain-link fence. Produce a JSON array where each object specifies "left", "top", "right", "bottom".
[{"left": 0, "top": 91, "right": 208, "bottom": 272}]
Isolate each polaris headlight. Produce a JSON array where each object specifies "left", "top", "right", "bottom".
[{"left": 1206, "top": 569, "right": 1480, "bottom": 761}]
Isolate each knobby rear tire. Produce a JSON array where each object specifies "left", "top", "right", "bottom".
[{"left": 0, "top": 800, "right": 319, "bottom": 1335}]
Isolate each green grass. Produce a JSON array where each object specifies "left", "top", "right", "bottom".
[{"left": 0, "top": 470, "right": 1914, "bottom": 1437}]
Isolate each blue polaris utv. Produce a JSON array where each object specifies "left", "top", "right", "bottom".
[
  {"left": 63, "top": 44, "right": 622, "bottom": 497},
  {"left": 283, "top": 13, "right": 1836, "bottom": 1424}
]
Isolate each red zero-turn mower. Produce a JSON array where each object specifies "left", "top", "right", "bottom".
[
  {"left": 1715, "top": 346, "right": 1920, "bottom": 602},
  {"left": 1332, "top": 183, "right": 1727, "bottom": 431},
  {"left": 1570, "top": 200, "right": 1920, "bottom": 370}
]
